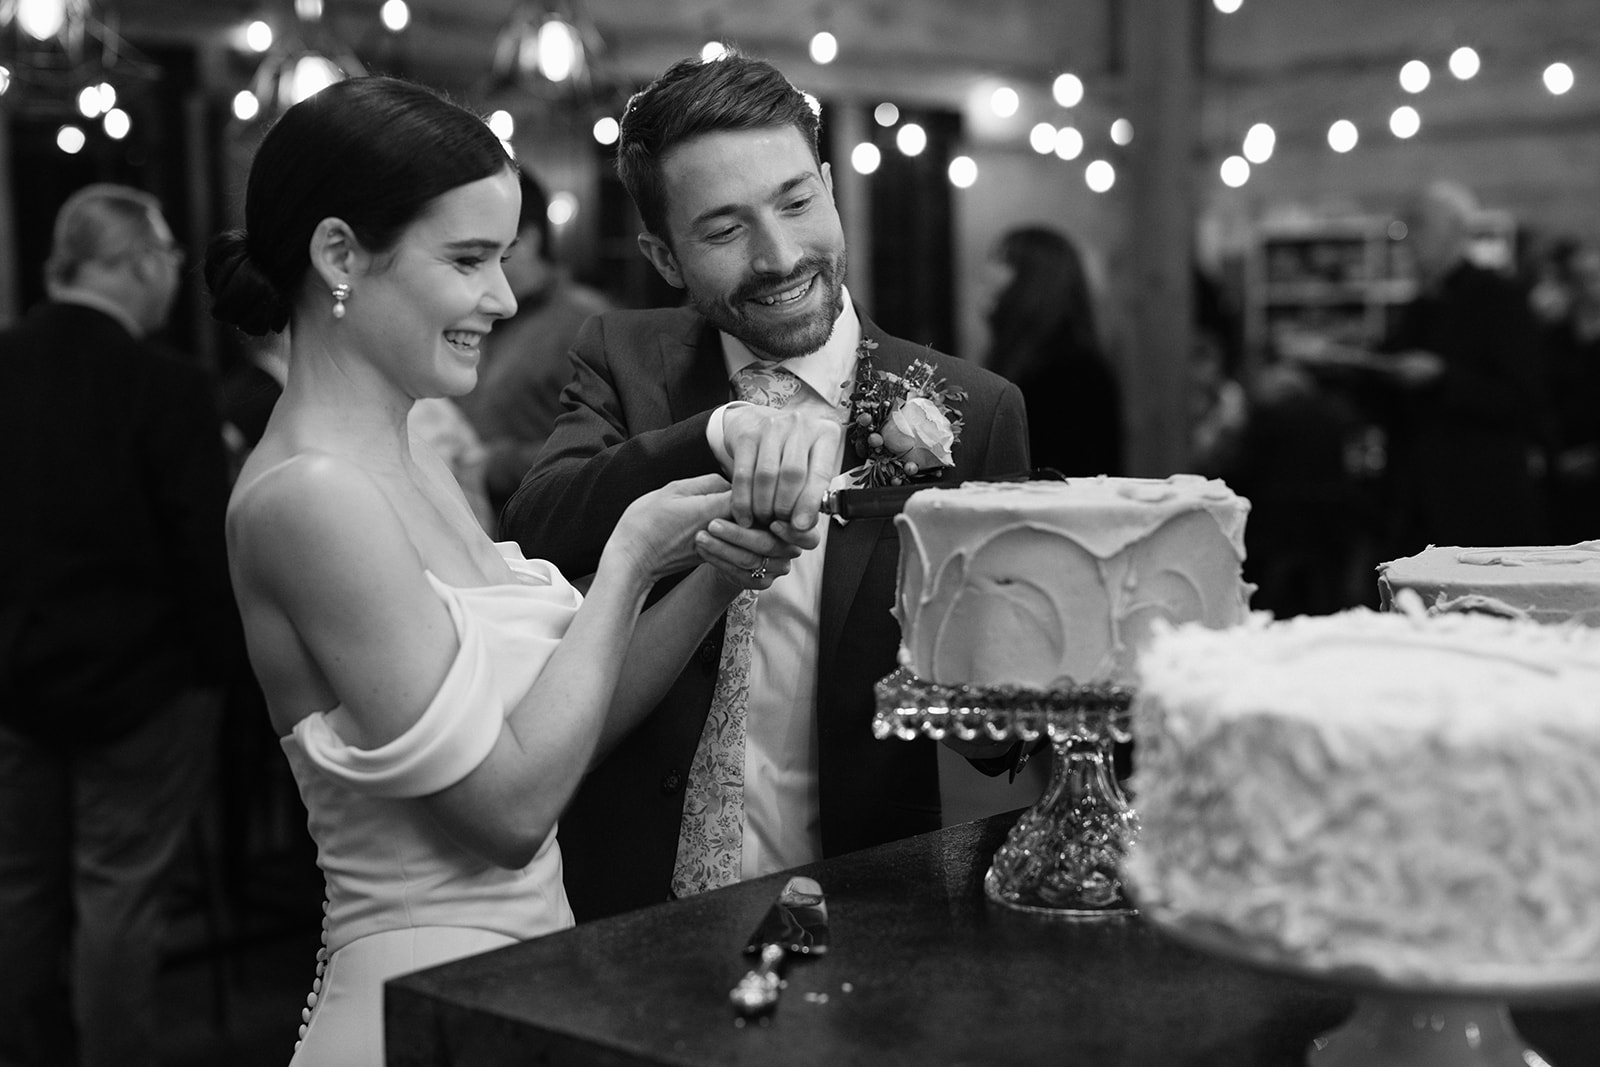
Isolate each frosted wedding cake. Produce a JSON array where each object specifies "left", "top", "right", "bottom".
[
  {"left": 1125, "top": 604, "right": 1600, "bottom": 984},
  {"left": 892, "top": 474, "right": 1252, "bottom": 690},
  {"left": 1378, "top": 541, "right": 1600, "bottom": 626}
]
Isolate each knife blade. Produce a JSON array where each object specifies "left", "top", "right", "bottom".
[
  {"left": 820, "top": 468, "right": 1067, "bottom": 519},
  {"left": 728, "top": 876, "right": 828, "bottom": 1017}
]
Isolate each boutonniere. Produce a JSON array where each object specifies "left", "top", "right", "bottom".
[{"left": 839, "top": 337, "right": 966, "bottom": 489}]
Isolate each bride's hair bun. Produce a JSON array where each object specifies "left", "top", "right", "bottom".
[{"left": 204, "top": 229, "right": 289, "bottom": 337}]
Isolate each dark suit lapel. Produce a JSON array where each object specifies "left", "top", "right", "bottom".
[
  {"left": 663, "top": 315, "right": 730, "bottom": 421},
  {"left": 818, "top": 313, "right": 906, "bottom": 686}
]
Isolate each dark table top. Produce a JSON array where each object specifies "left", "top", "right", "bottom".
[{"left": 385, "top": 812, "right": 1600, "bottom": 1066}]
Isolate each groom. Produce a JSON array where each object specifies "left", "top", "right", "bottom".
[{"left": 504, "top": 51, "right": 1030, "bottom": 921}]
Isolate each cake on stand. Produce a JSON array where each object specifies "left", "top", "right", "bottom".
[{"left": 873, "top": 667, "right": 1138, "bottom": 918}]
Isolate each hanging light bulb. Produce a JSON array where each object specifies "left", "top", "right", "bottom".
[
  {"left": 809, "top": 31, "right": 837, "bottom": 65},
  {"left": 535, "top": 16, "right": 581, "bottom": 82},
  {"left": 16, "top": 0, "right": 70, "bottom": 41},
  {"left": 380, "top": 0, "right": 410, "bottom": 33}
]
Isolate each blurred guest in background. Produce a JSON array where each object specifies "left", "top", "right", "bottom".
[
  {"left": 1375, "top": 180, "right": 1547, "bottom": 555},
  {"left": 458, "top": 169, "right": 612, "bottom": 521},
  {"left": 979, "top": 225, "right": 1123, "bottom": 476},
  {"left": 0, "top": 183, "right": 238, "bottom": 1067},
  {"left": 1540, "top": 238, "right": 1600, "bottom": 541}
]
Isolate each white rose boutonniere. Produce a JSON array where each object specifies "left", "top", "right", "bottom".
[{"left": 839, "top": 338, "right": 967, "bottom": 489}]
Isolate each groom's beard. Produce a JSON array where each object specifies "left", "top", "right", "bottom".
[{"left": 689, "top": 250, "right": 848, "bottom": 362}]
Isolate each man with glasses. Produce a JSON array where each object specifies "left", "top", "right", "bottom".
[{"left": 0, "top": 183, "right": 239, "bottom": 1066}]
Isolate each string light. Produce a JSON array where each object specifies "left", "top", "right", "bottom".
[
  {"left": 1449, "top": 47, "right": 1480, "bottom": 80},
  {"left": 1028, "top": 122, "right": 1055, "bottom": 154},
  {"left": 1242, "top": 122, "right": 1275, "bottom": 163},
  {"left": 1390, "top": 105, "right": 1420, "bottom": 138},
  {"left": 989, "top": 86, "right": 1018, "bottom": 118},
  {"left": 1544, "top": 62, "right": 1575, "bottom": 95},
  {"left": 1051, "top": 72, "right": 1083, "bottom": 108},
  {"left": 1328, "top": 119, "right": 1358, "bottom": 153},
  {"left": 1399, "top": 59, "right": 1430, "bottom": 93},
  {"left": 895, "top": 123, "right": 927, "bottom": 157},
  {"left": 1053, "top": 126, "right": 1083, "bottom": 160},
  {"left": 1220, "top": 155, "right": 1249, "bottom": 187},
  {"left": 809, "top": 31, "right": 837, "bottom": 65},
  {"left": 1084, "top": 159, "right": 1115, "bottom": 193},
  {"left": 245, "top": 20, "right": 274, "bottom": 53},
  {"left": 102, "top": 107, "right": 129, "bottom": 139},
  {"left": 948, "top": 156, "right": 978, "bottom": 189},
  {"left": 592, "top": 115, "right": 619, "bottom": 145},
  {"left": 872, "top": 102, "right": 899, "bottom": 127},
  {"left": 56, "top": 124, "right": 86, "bottom": 153},
  {"left": 380, "top": 0, "right": 410, "bottom": 32},
  {"left": 850, "top": 142, "right": 881, "bottom": 175}
]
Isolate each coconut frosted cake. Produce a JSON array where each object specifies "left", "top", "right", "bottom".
[{"left": 1125, "top": 604, "right": 1600, "bottom": 985}]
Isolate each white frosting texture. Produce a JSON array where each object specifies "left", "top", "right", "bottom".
[
  {"left": 1378, "top": 541, "right": 1600, "bottom": 626},
  {"left": 892, "top": 475, "right": 1251, "bottom": 688},
  {"left": 1126, "top": 608, "right": 1600, "bottom": 983}
]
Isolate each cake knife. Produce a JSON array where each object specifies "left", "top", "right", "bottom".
[
  {"left": 820, "top": 467, "right": 1067, "bottom": 519},
  {"left": 728, "top": 875, "right": 829, "bottom": 1018}
]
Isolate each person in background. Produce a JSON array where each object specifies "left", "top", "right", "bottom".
[
  {"left": 503, "top": 51, "right": 1032, "bottom": 922},
  {"left": 1540, "top": 238, "right": 1600, "bottom": 541},
  {"left": 205, "top": 75, "right": 791, "bottom": 1067},
  {"left": 979, "top": 225, "right": 1123, "bottom": 477},
  {"left": 457, "top": 168, "right": 612, "bottom": 521},
  {"left": 1375, "top": 180, "right": 1548, "bottom": 555},
  {"left": 0, "top": 183, "right": 239, "bottom": 1067}
]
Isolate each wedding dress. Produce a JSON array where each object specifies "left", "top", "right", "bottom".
[{"left": 279, "top": 544, "right": 580, "bottom": 1067}]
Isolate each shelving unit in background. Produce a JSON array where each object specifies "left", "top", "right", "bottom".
[
  {"left": 1243, "top": 210, "right": 1518, "bottom": 369},
  {"left": 1243, "top": 216, "right": 1413, "bottom": 369}
]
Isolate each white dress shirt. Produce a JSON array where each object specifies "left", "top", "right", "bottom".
[{"left": 705, "top": 294, "right": 861, "bottom": 879}]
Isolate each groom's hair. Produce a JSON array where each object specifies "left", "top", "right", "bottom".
[{"left": 616, "top": 51, "right": 823, "bottom": 242}]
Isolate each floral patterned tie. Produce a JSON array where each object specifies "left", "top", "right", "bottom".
[{"left": 671, "top": 361, "right": 802, "bottom": 897}]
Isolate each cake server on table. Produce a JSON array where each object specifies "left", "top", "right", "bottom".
[{"left": 504, "top": 51, "right": 1031, "bottom": 922}]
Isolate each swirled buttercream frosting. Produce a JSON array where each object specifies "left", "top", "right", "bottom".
[
  {"left": 892, "top": 474, "right": 1252, "bottom": 688},
  {"left": 1378, "top": 541, "right": 1600, "bottom": 626},
  {"left": 1125, "top": 607, "right": 1600, "bottom": 984}
]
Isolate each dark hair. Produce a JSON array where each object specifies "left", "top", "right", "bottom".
[
  {"left": 984, "top": 226, "right": 1103, "bottom": 382},
  {"left": 205, "top": 76, "right": 513, "bottom": 336},
  {"left": 516, "top": 169, "right": 553, "bottom": 264},
  {"left": 616, "top": 52, "right": 821, "bottom": 240}
]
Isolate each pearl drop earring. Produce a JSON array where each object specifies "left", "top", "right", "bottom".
[{"left": 331, "top": 283, "right": 351, "bottom": 320}]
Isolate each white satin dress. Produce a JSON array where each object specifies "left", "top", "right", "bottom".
[{"left": 279, "top": 544, "right": 580, "bottom": 1067}]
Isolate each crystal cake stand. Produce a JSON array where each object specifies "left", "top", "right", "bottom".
[{"left": 872, "top": 667, "right": 1138, "bottom": 918}]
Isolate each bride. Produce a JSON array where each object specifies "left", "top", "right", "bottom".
[{"left": 205, "top": 75, "right": 804, "bottom": 1067}]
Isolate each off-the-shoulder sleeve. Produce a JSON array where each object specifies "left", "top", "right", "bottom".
[{"left": 291, "top": 570, "right": 573, "bottom": 798}]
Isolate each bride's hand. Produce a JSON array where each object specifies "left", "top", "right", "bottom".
[
  {"left": 694, "top": 518, "right": 807, "bottom": 593},
  {"left": 606, "top": 473, "right": 735, "bottom": 581}
]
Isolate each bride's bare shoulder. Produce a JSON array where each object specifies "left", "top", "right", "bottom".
[{"left": 227, "top": 450, "right": 407, "bottom": 576}]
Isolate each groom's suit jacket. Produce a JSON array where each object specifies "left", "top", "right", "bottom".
[{"left": 504, "top": 304, "right": 1029, "bottom": 921}]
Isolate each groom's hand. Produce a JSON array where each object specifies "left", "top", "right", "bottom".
[{"left": 721, "top": 406, "right": 844, "bottom": 531}]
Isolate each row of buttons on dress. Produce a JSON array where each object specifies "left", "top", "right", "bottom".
[{"left": 293, "top": 894, "right": 331, "bottom": 1054}]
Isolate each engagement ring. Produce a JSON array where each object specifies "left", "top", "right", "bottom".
[{"left": 750, "top": 557, "right": 769, "bottom": 581}]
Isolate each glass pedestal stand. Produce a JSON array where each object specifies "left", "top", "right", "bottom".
[{"left": 872, "top": 667, "right": 1138, "bottom": 918}]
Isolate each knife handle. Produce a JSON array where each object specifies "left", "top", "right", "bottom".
[{"left": 728, "top": 942, "right": 786, "bottom": 1016}]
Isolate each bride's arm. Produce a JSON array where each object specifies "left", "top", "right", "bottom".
[
  {"left": 238, "top": 459, "right": 732, "bottom": 870},
  {"left": 595, "top": 516, "right": 817, "bottom": 760}
]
